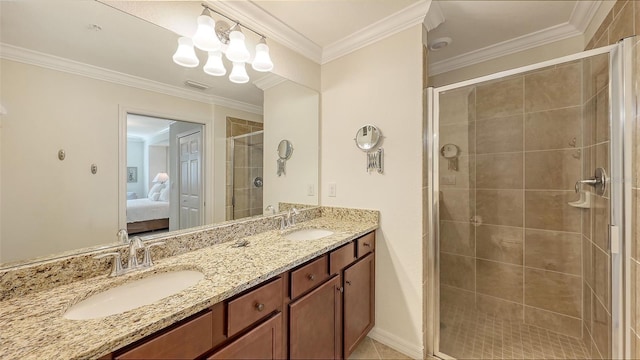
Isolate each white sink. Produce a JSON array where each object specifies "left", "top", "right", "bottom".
[
  {"left": 284, "top": 228, "right": 334, "bottom": 241},
  {"left": 63, "top": 270, "right": 204, "bottom": 320}
]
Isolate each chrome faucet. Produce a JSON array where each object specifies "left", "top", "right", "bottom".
[
  {"left": 265, "top": 205, "right": 276, "bottom": 215},
  {"left": 94, "top": 235, "right": 165, "bottom": 276},
  {"left": 117, "top": 228, "right": 128, "bottom": 244},
  {"left": 127, "top": 236, "right": 143, "bottom": 269},
  {"left": 280, "top": 207, "right": 300, "bottom": 230}
]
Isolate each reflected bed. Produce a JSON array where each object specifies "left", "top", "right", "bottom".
[{"left": 126, "top": 198, "right": 169, "bottom": 234}]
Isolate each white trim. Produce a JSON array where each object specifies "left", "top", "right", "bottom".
[
  {"left": 368, "top": 327, "right": 423, "bottom": 359},
  {"left": 253, "top": 73, "right": 286, "bottom": 91},
  {"left": 429, "top": 0, "right": 602, "bottom": 76},
  {"left": 206, "top": 0, "right": 322, "bottom": 63},
  {"left": 321, "top": 0, "right": 430, "bottom": 64},
  {"left": 423, "top": 0, "right": 444, "bottom": 31},
  {"left": 0, "top": 43, "right": 263, "bottom": 115}
]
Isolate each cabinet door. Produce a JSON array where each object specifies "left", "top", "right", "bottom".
[
  {"left": 343, "top": 253, "right": 375, "bottom": 358},
  {"left": 208, "top": 313, "right": 282, "bottom": 360},
  {"left": 289, "top": 276, "right": 341, "bottom": 360}
]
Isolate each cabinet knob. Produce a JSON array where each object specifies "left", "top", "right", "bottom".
[
  {"left": 255, "top": 303, "right": 265, "bottom": 312},
  {"left": 363, "top": 242, "right": 370, "bottom": 247},
  {"left": 346, "top": 280, "right": 352, "bottom": 286},
  {"left": 337, "top": 286, "right": 344, "bottom": 293},
  {"left": 308, "top": 274, "right": 315, "bottom": 281}
]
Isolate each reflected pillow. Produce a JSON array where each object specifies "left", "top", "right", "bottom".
[
  {"left": 159, "top": 186, "right": 170, "bottom": 202},
  {"left": 149, "top": 192, "right": 161, "bottom": 201},
  {"left": 148, "top": 183, "right": 164, "bottom": 198}
]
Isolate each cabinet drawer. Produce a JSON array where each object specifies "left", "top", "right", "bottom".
[
  {"left": 115, "top": 311, "right": 213, "bottom": 360},
  {"left": 329, "top": 241, "right": 356, "bottom": 275},
  {"left": 227, "top": 277, "right": 283, "bottom": 336},
  {"left": 356, "top": 232, "right": 375, "bottom": 258},
  {"left": 290, "top": 255, "right": 329, "bottom": 299}
]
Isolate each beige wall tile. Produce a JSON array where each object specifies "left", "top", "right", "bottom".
[
  {"left": 636, "top": 259, "right": 640, "bottom": 333},
  {"left": 525, "top": 191, "right": 582, "bottom": 232},
  {"left": 584, "top": 285, "right": 593, "bottom": 334},
  {"left": 584, "top": 236, "right": 594, "bottom": 288},
  {"left": 596, "top": 88, "right": 610, "bottom": 143},
  {"left": 440, "top": 284, "right": 475, "bottom": 309},
  {"left": 440, "top": 122, "right": 475, "bottom": 156},
  {"left": 592, "top": 297, "right": 611, "bottom": 359},
  {"left": 439, "top": 155, "right": 474, "bottom": 189},
  {"left": 631, "top": 260, "right": 637, "bottom": 332},
  {"left": 476, "top": 77, "right": 524, "bottom": 120},
  {"left": 476, "top": 190, "right": 524, "bottom": 227},
  {"left": 593, "top": 245, "right": 611, "bottom": 312},
  {"left": 525, "top": 149, "right": 581, "bottom": 190},
  {"left": 584, "top": 324, "right": 593, "bottom": 355},
  {"left": 524, "top": 306, "right": 582, "bottom": 338},
  {"left": 439, "top": 189, "right": 474, "bottom": 222},
  {"left": 440, "top": 221, "right": 475, "bottom": 257},
  {"left": 524, "top": 107, "right": 582, "bottom": 151},
  {"left": 590, "top": 53, "right": 610, "bottom": 99},
  {"left": 583, "top": 98, "right": 596, "bottom": 148},
  {"left": 475, "top": 115, "right": 524, "bottom": 154},
  {"left": 476, "top": 225, "right": 523, "bottom": 265},
  {"left": 476, "top": 153, "right": 523, "bottom": 189},
  {"left": 440, "top": 87, "right": 475, "bottom": 125},
  {"left": 524, "top": 62, "right": 581, "bottom": 112},
  {"left": 476, "top": 259, "right": 523, "bottom": 302},
  {"left": 524, "top": 229, "right": 581, "bottom": 275},
  {"left": 524, "top": 268, "right": 581, "bottom": 317},
  {"left": 610, "top": 1, "right": 634, "bottom": 44},
  {"left": 583, "top": 198, "right": 592, "bottom": 240},
  {"left": 440, "top": 253, "right": 475, "bottom": 291},
  {"left": 476, "top": 294, "right": 524, "bottom": 320},
  {"left": 593, "top": 195, "right": 610, "bottom": 252}
]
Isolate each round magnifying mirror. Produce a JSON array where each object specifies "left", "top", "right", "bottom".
[
  {"left": 277, "top": 140, "right": 293, "bottom": 160},
  {"left": 355, "top": 125, "right": 381, "bottom": 151}
]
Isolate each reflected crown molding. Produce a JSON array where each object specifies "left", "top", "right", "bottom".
[
  {"left": 0, "top": 43, "right": 263, "bottom": 115},
  {"left": 253, "top": 73, "right": 287, "bottom": 91}
]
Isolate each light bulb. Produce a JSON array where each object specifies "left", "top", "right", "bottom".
[
  {"left": 192, "top": 13, "right": 221, "bottom": 51},
  {"left": 229, "top": 62, "right": 249, "bottom": 84},
  {"left": 252, "top": 41, "right": 273, "bottom": 72},
  {"left": 204, "top": 50, "right": 226, "bottom": 76},
  {"left": 172, "top": 37, "right": 199, "bottom": 68},
  {"left": 225, "top": 28, "right": 250, "bottom": 62}
]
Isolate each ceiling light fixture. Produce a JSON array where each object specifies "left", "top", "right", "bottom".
[
  {"left": 172, "top": 4, "right": 274, "bottom": 84},
  {"left": 428, "top": 37, "right": 452, "bottom": 51}
]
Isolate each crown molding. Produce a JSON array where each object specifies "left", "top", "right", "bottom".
[
  {"left": 424, "top": 1, "right": 445, "bottom": 31},
  {"left": 0, "top": 43, "right": 263, "bottom": 115},
  {"left": 207, "top": 0, "right": 322, "bottom": 63},
  {"left": 430, "top": 22, "right": 582, "bottom": 76},
  {"left": 429, "top": 0, "right": 601, "bottom": 76},
  {"left": 321, "top": 0, "right": 431, "bottom": 64},
  {"left": 253, "top": 73, "right": 287, "bottom": 91},
  {"left": 569, "top": 0, "right": 602, "bottom": 33}
]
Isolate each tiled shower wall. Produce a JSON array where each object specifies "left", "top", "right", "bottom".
[
  {"left": 583, "top": 0, "right": 640, "bottom": 357},
  {"left": 439, "top": 62, "right": 591, "bottom": 339},
  {"left": 225, "top": 117, "right": 264, "bottom": 221}
]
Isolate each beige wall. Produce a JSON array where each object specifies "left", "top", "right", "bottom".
[
  {"left": 0, "top": 59, "right": 212, "bottom": 263},
  {"left": 321, "top": 25, "right": 424, "bottom": 357},
  {"left": 263, "top": 81, "right": 319, "bottom": 211}
]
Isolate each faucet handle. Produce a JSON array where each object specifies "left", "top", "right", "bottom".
[
  {"left": 130, "top": 236, "right": 143, "bottom": 249},
  {"left": 94, "top": 252, "right": 123, "bottom": 277},
  {"left": 117, "top": 229, "right": 128, "bottom": 244},
  {"left": 142, "top": 242, "right": 165, "bottom": 267}
]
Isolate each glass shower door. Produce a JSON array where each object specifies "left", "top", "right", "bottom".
[
  {"left": 229, "top": 131, "right": 264, "bottom": 220},
  {"left": 428, "top": 42, "right": 630, "bottom": 359}
]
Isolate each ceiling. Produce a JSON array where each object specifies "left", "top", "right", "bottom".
[{"left": 0, "top": 0, "right": 605, "bottom": 109}]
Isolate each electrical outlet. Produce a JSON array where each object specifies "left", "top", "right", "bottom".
[
  {"left": 307, "top": 184, "right": 315, "bottom": 196},
  {"left": 328, "top": 183, "right": 337, "bottom": 197}
]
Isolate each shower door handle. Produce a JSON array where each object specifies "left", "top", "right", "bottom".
[{"left": 575, "top": 167, "right": 607, "bottom": 196}]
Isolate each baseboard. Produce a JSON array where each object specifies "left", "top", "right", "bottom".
[{"left": 368, "top": 327, "right": 424, "bottom": 359}]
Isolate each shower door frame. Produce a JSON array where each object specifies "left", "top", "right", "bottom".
[
  {"left": 426, "top": 40, "right": 633, "bottom": 359},
  {"left": 229, "top": 130, "right": 264, "bottom": 220}
]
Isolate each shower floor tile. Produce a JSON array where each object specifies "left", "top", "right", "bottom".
[{"left": 439, "top": 304, "right": 590, "bottom": 359}]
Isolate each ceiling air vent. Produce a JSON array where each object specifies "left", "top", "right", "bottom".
[{"left": 184, "top": 80, "right": 209, "bottom": 90}]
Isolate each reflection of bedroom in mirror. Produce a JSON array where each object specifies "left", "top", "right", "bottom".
[{"left": 126, "top": 114, "right": 204, "bottom": 235}]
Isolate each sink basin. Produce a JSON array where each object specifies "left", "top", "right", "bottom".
[
  {"left": 63, "top": 270, "right": 204, "bottom": 320},
  {"left": 284, "top": 228, "right": 334, "bottom": 241}
]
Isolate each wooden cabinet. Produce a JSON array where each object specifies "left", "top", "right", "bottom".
[
  {"left": 343, "top": 253, "right": 375, "bottom": 358},
  {"left": 289, "top": 276, "right": 342, "bottom": 360},
  {"left": 227, "top": 277, "right": 283, "bottom": 336},
  {"left": 208, "top": 313, "right": 282, "bottom": 360}
]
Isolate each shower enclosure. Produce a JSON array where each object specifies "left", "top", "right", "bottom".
[
  {"left": 426, "top": 38, "right": 635, "bottom": 359},
  {"left": 227, "top": 131, "right": 264, "bottom": 220}
]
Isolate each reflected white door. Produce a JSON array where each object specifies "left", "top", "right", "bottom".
[{"left": 178, "top": 131, "right": 201, "bottom": 229}]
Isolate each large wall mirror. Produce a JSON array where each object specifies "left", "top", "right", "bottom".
[{"left": 0, "top": 1, "right": 319, "bottom": 266}]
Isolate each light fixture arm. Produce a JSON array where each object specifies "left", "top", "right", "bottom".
[{"left": 201, "top": 3, "right": 267, "bottom": 39}]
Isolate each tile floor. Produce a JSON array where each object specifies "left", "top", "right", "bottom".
[
  {"left": 349, "top": 337, "right": 413, "bottom": 359},
  {"left": 439, "top": 304, "right": 591, "bottom": 359}
]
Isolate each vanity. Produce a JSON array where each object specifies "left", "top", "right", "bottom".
[{"left": 0, "top": 207, "right": 378, "bottom": 360}]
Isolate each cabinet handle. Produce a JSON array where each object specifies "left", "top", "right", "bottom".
[
  {"left": 307, "top": 274, "right": 315, "bottom": 281},
  {"left": 363, "top": 242, "right": 370, "bottom": 247},
  {"left": 346, "top": 280, "right": 352, "bottom": 286},
  {"left": 337, "top": 286, "right": 344, "bottom": 293},
  {"left": 255, "top": 303, "right": 265, "bottom": 312}
]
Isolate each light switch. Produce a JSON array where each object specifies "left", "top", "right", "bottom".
[
  {"left": 328, "top": 183, "right": 337, "bottom": 197},
  {"left": 307, "top": 184, "right": 315, "bottom": 196}
]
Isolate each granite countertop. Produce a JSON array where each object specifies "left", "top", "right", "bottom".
[{"left": 0, "top": 216, "right": 378, "bottom": 360}]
